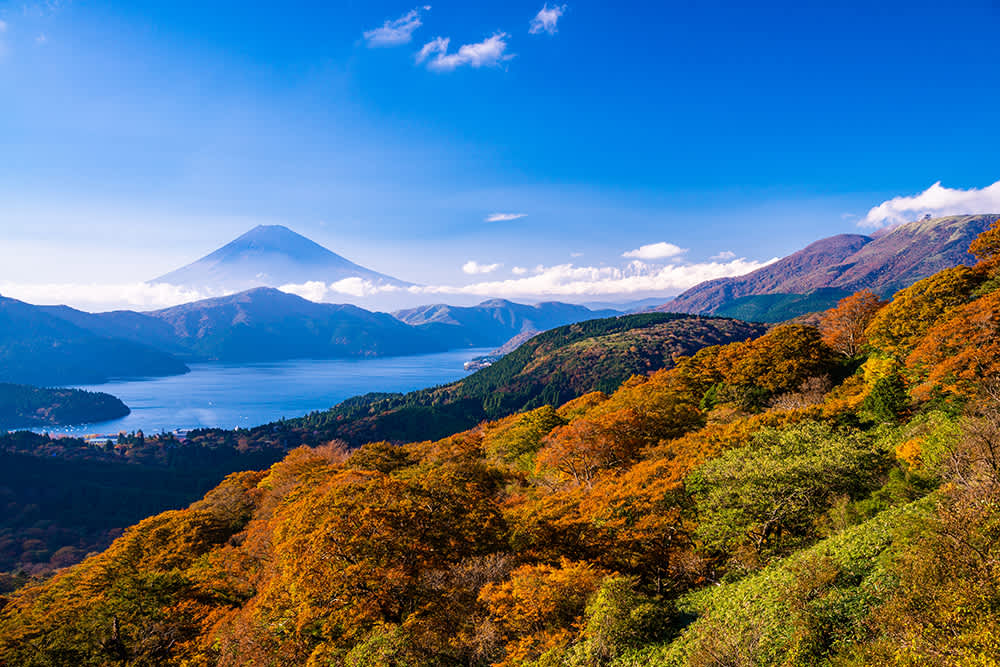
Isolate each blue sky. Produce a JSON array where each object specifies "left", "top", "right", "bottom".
[{"left": 1, "top": 0, "right": 998, "bottom": 310}]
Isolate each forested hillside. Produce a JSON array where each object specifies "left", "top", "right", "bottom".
[
  {"left": 0, "top": 313, "right": 754, "bottom": 582},
  {"left": 270, "top": 313, "right": 766, "bottom": 445},
  {"left": 5, "top": 221, "right": 1000, "bottom": 665},
  {"left": 0, "top": 384, "right": 130, "bottom": 429}
]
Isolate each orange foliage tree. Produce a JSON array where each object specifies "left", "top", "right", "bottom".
[
  {"left": 865, "top": 266, "right": 985, "bottom": 360},
  {"left": 536, "top": 408, "right": 653, "bottom": 486},
  {"left": 969, "top": 217, "right": 1000, "bottom": 268},
  {"left": 907, "top": 290, "right": 1000, "bottom": 399},
  {"left": 819, "top": 290, "right": 886, "bottom": 357},
  {"left": 478, "top": 558, "right": 608, "bottom": 665}
]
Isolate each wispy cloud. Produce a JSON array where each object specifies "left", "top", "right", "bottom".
[
  {"left": 462, "top": 260, "right": 502, "bottom": 275},
  {"left": 710, "top": 250, "right": 736, "bottom": 260},
  {"left": 280, "top": 278, "right": 400, "bottom": 301},
  {"left": 0, "top": 20, "right": 7, "bottom": 33},
  {"left": 424, "top": 257, "right": 775, "bottom": 298},
  {"left": 529, "top": 4, "right": 566, "bottom": 35},
  {"left": 279, "top": 256, "right": 775, "bottom": 302},
  {"left": 0, "top": 281, "right": 219, "bottom": 311},
  {"left": 622, "top": 242, "right": 686, "bottom": 260},
  {"left": 363, "top": 7, "right": 429, "bottom": 47},
  {"left": 417, "top": 32, "right": 513, "bottom": 71},
  {"left": 861, "top": 180, "right": 1000, "bottom": 228},
  {"left": 485, "top": 212, "right": 527, "bottom": 222}
]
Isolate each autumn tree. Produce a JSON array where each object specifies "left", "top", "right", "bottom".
[
  {"left": 535, "top": 408, "right": 650, "bottom": 486},
  {"left": 865, "top": 265, "right": 985, "bottom": 360},
  {"left": 482, "top": 405, "right": 565, "bottom": 469},
  {"left": 478, "top": 559, "right": 608, "bottom": 665},
  {"left": 706, "top": 325, "right": 839, "bottom": 410},
  {"left": 907, "top": 291, "right": 1000, "bottom": 400},
  {"left": 819, "top": 289, "right": 886, "bottom": 357},
  {"left": 969, "top": 217, "right": 1000, "bottom": 268}
]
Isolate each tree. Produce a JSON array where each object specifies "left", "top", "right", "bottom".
[
  {"left": 969, "top": 217, "right": 1000, "bottom": 268},
  {"left": 907, "top": 291, "right": 1000, "bottom": 400},
  {"left": 710, "top": 325, "right": 839, "bottom": 410},
  {"left": 686, "top": 422, "right": 889, "bottom": 570},
  {"left": 819, "top": 290, "right": 886, "bottom": 357},
  {"left": 866, "top": 266, "right": 984, "bottom": 360},
  {"left": 535, "top": 408, "right": 649, "bottom": 486},
  {"left": 478, "top": 559, "right": 607, "bottom": 665},
  {"left": 862, "top": 374, "right": 908, "bottom": 423}
]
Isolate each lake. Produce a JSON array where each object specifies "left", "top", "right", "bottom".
[{"left": 42, "top": 348, "right": 493, "bottom": 436}]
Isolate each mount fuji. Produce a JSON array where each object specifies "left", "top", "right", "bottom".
[{"left": 152, "top": 225, "right": 411, "bottom": 292}]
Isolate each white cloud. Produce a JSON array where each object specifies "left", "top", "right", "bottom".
[
  {"left": 0, "top": 20, "right": 7, "bottom": 33},
  {"left": 710, "top": 250, "right": 736, "bottom": 260},
  {"left": 622, "top": 242, "right": 687, "bottom": 260},
  {"left": 529, "top": 4, "right": 566, "bottom": 34},
  {"left": 485, "top": 212, "right": 527, "bottom": 222},
  {"left": 462, "top": 260, "right": 502, "bottom": 275},
  {"left": 861, "top": 180, "right": 1000, "bottom": 228},
  {"left": 0, "top": 255, "right": 775, "bottom": 311},
  {"left": 417, "top": 32, "right": 512, "bottom": 71},
  {"left": 417, "top": 257, "right": 776, "bottom": 298},
  {"left": 280, "top": 278, "right": 403, "bottom": 300},
  {"left": 0, "top": 282, "right": 219, "bottom": 311},
  {"left": 363, "top": 7, "right": 427, "bottom": 47}
]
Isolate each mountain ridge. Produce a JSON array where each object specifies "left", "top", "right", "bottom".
[
  {"left": 661, "top": 214, "right": 999, "bottom": 318},
  {"left": 0, "top": 295, "right": 190, "bottom": 386}
]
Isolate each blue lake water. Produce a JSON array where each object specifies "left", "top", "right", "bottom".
[{"left": 42, "top": 348, "right": 492, "bottom": 437}]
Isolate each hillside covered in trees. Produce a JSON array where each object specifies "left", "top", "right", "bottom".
[
  {"left": 0, "top": 313, "right": 757, "bottom": 582},
  {"left": 282, "top": 313, "right": 767, "bottom": 446},
  {"left": 4, "top": 222, "right": 1000, "bottom": 665},
  {"left": 0, "top": 384, "right": 130, "bottom": 430}
]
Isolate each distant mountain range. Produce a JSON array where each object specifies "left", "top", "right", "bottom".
[
  {"left": 660, "top": 214, "right": 999, "bottom": 321},
  {"left": 0, "top": 289, "right": 622, "bottom": 385},
  {"left": 152, "top": 224, "right": 410, "bottom": 292},
  {"left": 0, "top": 296, "right": 189, "bottom": 386},
  {"left": 4, "top": 214, "right": 996, "bottom": 386},
  {"left": 394, "top": 299, "right": 620, "bottom": 348},
  {"left": 146, "top": 288, "right": 445, "bottom": 362}
]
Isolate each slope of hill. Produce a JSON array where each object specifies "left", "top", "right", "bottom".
[
  {"left": 145, "top": 287, "right": 450, "bottom": 362},
  {"left": 663, "top": 214, "right": 999, "bottom": 319},
  {"left": 395, "top": 298, "right": 621, "bottom": 347},
  {"left": 290, "top": 312, "right": 767, "bottom": 445},
  {"left": 152, "top": 224, "right": 409, "bottom": 291},
  {"left": 0, "top": 296, "right": 189, "bottom": 386},
  {"left": 0, "top": 384, "right": 130, "bottom": 429},
  {"left": 0, "top": 311, "right": 765, "bottom": 579},
  {"left": 7, "top": 221, "right": 1000, "bottom": 665},
  {"left": 36, "top": 304, "right": 189, "bottom": 355}
]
